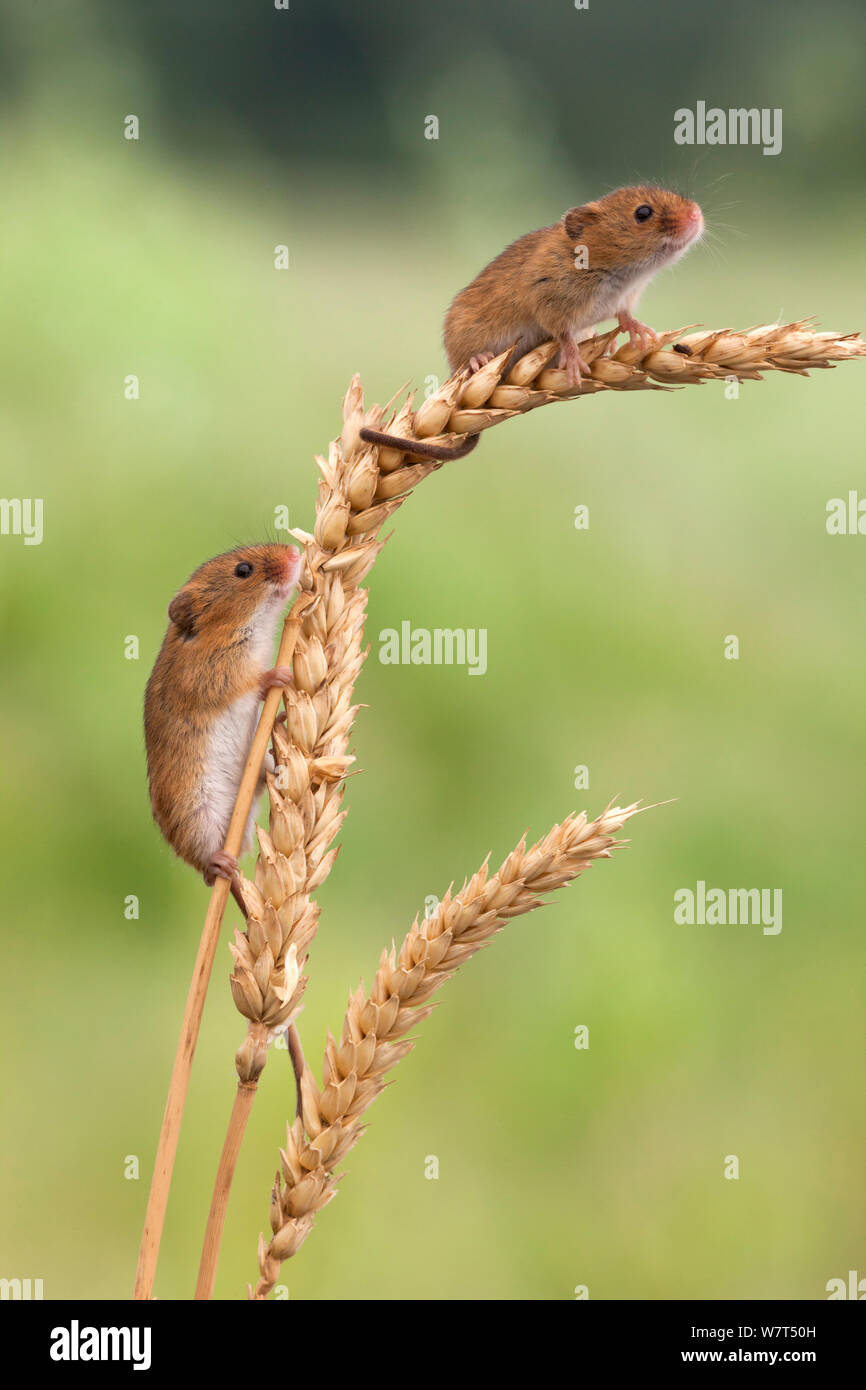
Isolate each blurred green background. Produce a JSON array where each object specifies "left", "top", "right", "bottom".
[{"left": 1, "top": 0, "right": 864, "bottom": 1301}]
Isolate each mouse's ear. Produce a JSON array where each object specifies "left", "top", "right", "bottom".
[
  {"left": 563, "top": 204, "right": 599, "bottom": 240},
  {"left": 168, "top": 588, "right": 197, "bottom": 635}
]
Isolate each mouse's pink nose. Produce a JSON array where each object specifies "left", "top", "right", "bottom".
[
  {"left": 685, "top": 201, "right": 704, "bottom": 230},
  {"left": 673, "top": 200, "right": 703, "bottom": 243},
  {"left": 283, "top": 545, "right": 301, "bottom": 583},
  {"left": 264, "top": 544, "right": 301, "bottom": 591}
]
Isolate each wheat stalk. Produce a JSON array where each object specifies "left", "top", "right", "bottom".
[{"left": 250, "top": 801, "right": 644, "bottom": 1298}]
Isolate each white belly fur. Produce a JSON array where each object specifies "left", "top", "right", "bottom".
[
  {"left": 195, "top": 594, "right": 285, "bottom": 866},
  {"left": 199, "top": 691, "right": 262, "bottom": 861}
]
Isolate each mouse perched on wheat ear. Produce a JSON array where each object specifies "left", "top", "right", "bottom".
[
  {"left": 444, "top": 184, "right": 704, "bottom": 385},
  {"left": 360, "top": 185, "right": 703, "bottom": 459}
]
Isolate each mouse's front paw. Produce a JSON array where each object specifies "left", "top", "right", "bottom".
[{"left": 260, "top": 665, "right": 295, "bottom": 697}]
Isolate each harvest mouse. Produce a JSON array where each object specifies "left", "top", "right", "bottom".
[
  {"left": 359, "top": 185, "right": 703, "bottom": 459},
  {"left": 144, "top": 543, "right": 305, "bottom": 1093},
  {"left": 445, "top": 184, "right": 704, "bottom": 386},
  {"left": 144, "top": 542, "right": 301, "bottom": 890}
]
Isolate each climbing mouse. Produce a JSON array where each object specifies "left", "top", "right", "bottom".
[
  {"left": 144, "top": 542, "right": 305, "bottom": 1104},
  {"left": 444, "top": 185, "right": 703, "bottom": 385},
  {"left": 144, "top": 543, "right": 301, "bottom": 892}
]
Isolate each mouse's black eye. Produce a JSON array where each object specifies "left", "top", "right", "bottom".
[
  {"left": 634, "top": 204, "right": 654, "bottom": 223},
  {"left": 234, "top": 561, "right": 254, "bottom": 578}
]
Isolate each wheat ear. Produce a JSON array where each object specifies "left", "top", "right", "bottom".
[
  {"left": 353, "top": 321, "right": 864, "bottom": 463},
  {"left": 222, "top": 378, "right": 447, "bottom": 1086},
  {"left": 250, "top": 801, "right": 643, "bottom": 1298},
  {"left": 225, "top": 376, "right": 447, "bottom": 1092},
  {"left": 194, "top": 380, "right": 448, "bottom": 1296}
]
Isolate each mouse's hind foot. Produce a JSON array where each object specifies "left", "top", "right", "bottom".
[
  {"left": 558, "top": 333, "right": 591, "bottom": 387},
  {"left": 204, "top": 849, "right": 238, "bottom": 886}
]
